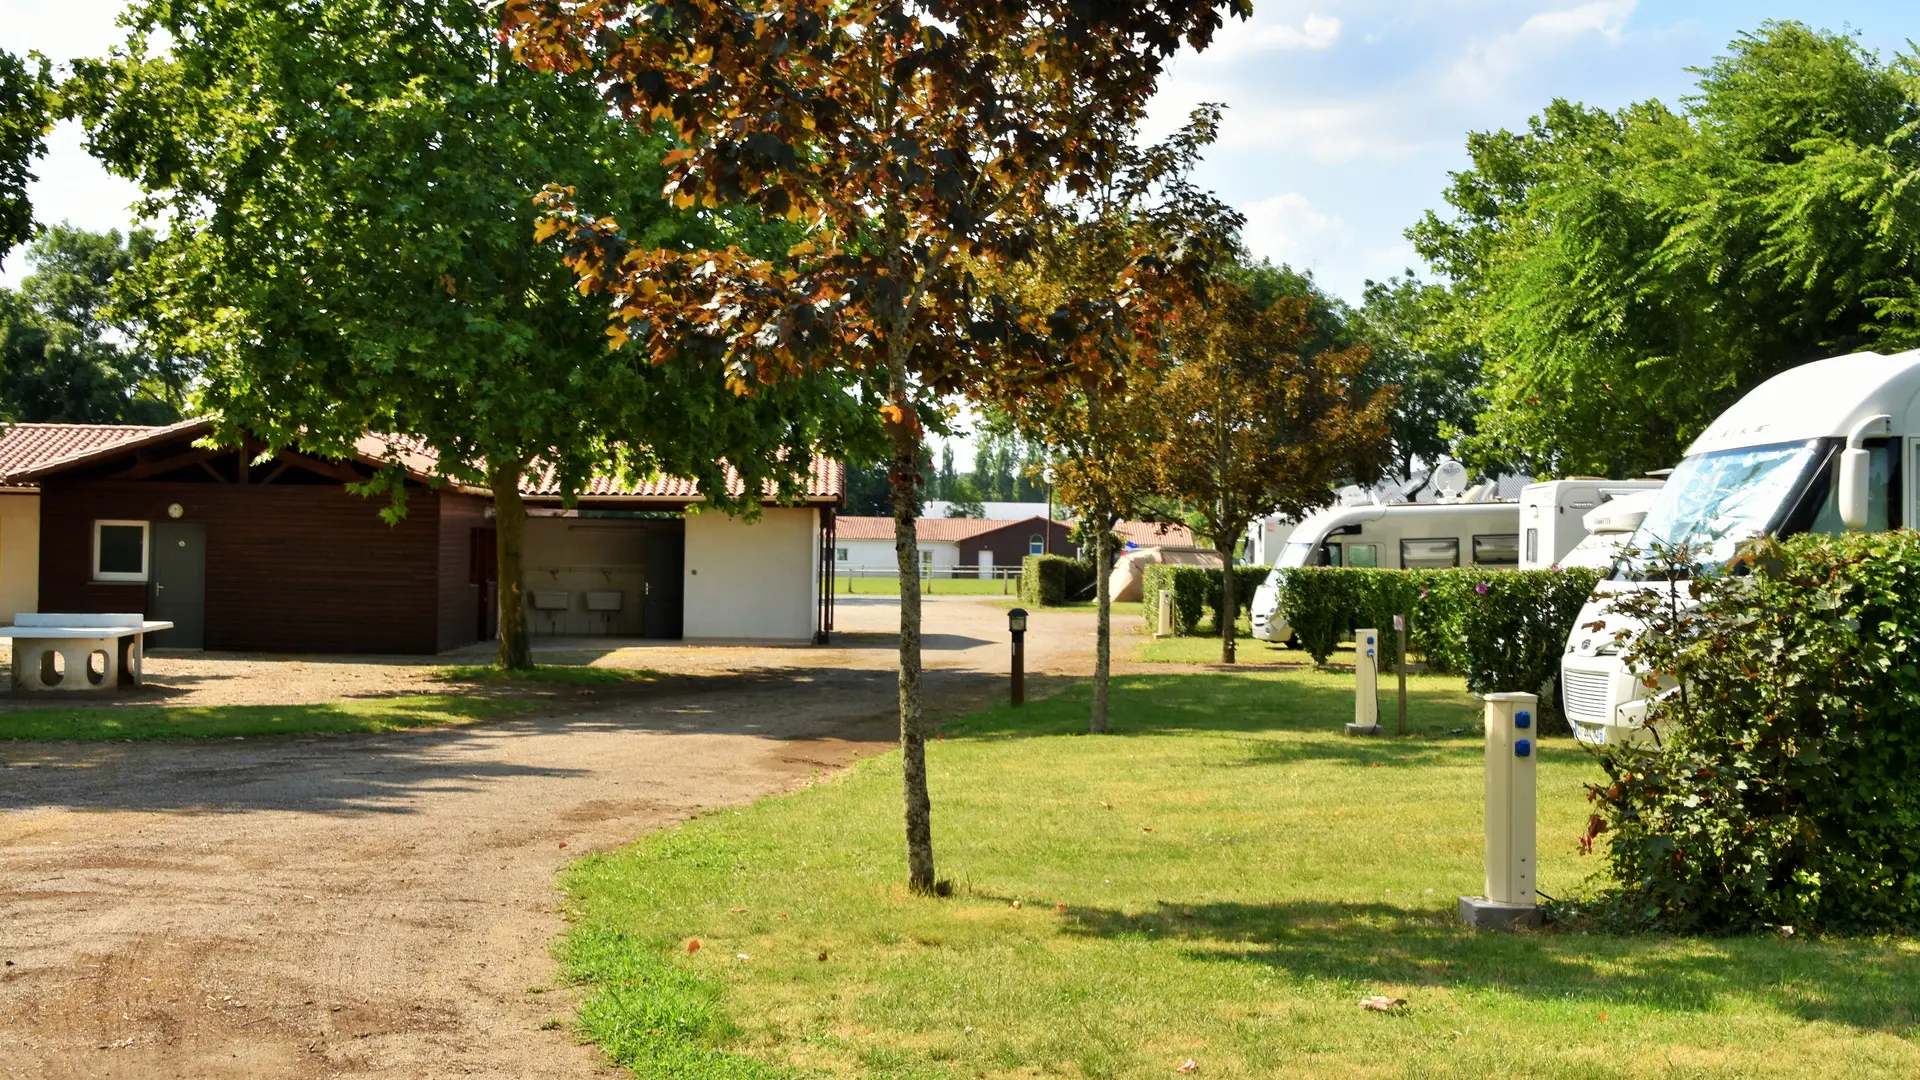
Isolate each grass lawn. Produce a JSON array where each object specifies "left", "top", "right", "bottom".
[
  {"left": 835, "top": 576, "right": 1022, "bottom": 596},
  {"left": 0, "top": 694, "right": 536, "bottom": 741},
  {"left": 558, "top": 669, "right": 1920, "bottom": 1079}
]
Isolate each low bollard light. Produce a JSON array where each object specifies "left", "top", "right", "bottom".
[{"left": 1007, "top": 607, "right": 1028, "bottom": 707}]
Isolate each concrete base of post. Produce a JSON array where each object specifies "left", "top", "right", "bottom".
[
  {"left": 1344, "top": 723, "right": 1382, "bottom": 737},
  {"left": 1458, "top": 895, "right": 1543, "bottom": 931}
]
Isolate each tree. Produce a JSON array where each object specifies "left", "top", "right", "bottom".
[
  {"left": 988, "top": 104, "right": 1235, "bottom": 732},
  {"left": 73, "top": 0, "right": 865, "bottom": 670},
  {"left": 1350, "top": 273, "right": 1483, "bottom": 480},
  {"left": 943, "top": 477, "right": 985, "bottom": 518},
  {"left": 1, "top": 225, "right": 184, "bottom": 423},
  {"left": 1413, "top": 22, "right": 1920, "bottom": 476},
  {"left": 1156, "top": 276, "right": 1394, "bottom": 663},
  {"left": 511, "top": 0, "right": 1249, "bottom": 892},
  {"left": 0, "top": 49, "right": 53, "bottom": 259}
]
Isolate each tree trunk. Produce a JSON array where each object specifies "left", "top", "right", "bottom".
[
  {"left": 1218, "top": 539, "right": 1237, "bottom": 665},
  {"left": 491, "top": 459, "right": 532, "bottom": 671},
  {"left": 1091, "top": 502, "right": 1113, "bottom": 734},
  {"left": 889, "top": 369, "right": 936, "bottom": 895}
]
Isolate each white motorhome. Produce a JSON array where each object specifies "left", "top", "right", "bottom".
[
  {"left": 1250, "top": 501, "right": 1522, "bottom": 643},
  {"left": 1562, "top": 350, "right": 1915, "bottom": 747},
  {"left": 1518, "top": 478, "right": 1666, "bottom": 569}
]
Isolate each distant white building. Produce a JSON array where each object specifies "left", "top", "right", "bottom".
[{"left": 922, "top": 500, "right": 1061, "bottom": 521}]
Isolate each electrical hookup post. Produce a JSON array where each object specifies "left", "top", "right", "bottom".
[
  {"left": 1460, "top": 692, "right": 1543, "bottom": 931},
  {"left": 1345, "top": 629, "right": 1382, "bottom": 736}
]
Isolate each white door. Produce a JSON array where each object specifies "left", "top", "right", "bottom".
[{"left": 978, "top": 550, "right": 993, "bottom": 580}]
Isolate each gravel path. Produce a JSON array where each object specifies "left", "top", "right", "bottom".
[{"left": 0, "top": 598, "right": 1104, "bottom": 1079}]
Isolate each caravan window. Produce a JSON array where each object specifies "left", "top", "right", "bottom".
[
  {"left": 1345, "top": 544, "right": 1379, "bottom": 568},
  {"left": 1400, "top": 538, "right": 1459, "bottom": 569},
  {"left": 1320, "top": 543, "right": 1342, "bottom": 567},
  {"left": 1524, "top": 528, "right": 1539, "bottom": 564},
  {"left": 1473, "top": 534, "right": 1520, "bottom": 566}
]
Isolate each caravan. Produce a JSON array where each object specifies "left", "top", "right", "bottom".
[
  {"left": 1562, "top": 350, "right": 1918, "bottom": 747},
  {"left": 1517, "top": 479, "right": 1665, "bottom": 569},
  {"left": 1249, "top": 501, "right": 1522, "bottom": 643}
]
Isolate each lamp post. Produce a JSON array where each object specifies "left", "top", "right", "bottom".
[{"left": 1007, "top": 607, "right": 1028, "bottom": 706}]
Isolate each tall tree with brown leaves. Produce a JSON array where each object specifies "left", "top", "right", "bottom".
[
  {"left": 1157, "top": 280, "right": 1396, "bottom": 664},
  {"left": 507, "top": 0, "right": 1250, "bottom": 892}
]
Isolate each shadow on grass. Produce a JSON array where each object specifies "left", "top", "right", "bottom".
[{"left": 1057, "top": 898, "right": 1920, "bottom": 1033}]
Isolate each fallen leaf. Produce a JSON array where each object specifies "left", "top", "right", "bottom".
[
  {"left": 1055, "top": 903, "right": 1067, "bottom": 913},
  {"left": 1175, "top": 1059, "right": 1198, "bottom": 1074},
  {"left": 1141, "top": 826, "right": 1155, "bottom": 832},
  {"left": 729, "top": 907, "right": 747, "bottom": 913},
  {"left": 735, "top": 953, "right": 751, "bottom": 961},
  {"left": 778, "top": 913, "right": 788, "bottom": 920},
  {"left": 557, "top": 841, "right": 568, "bottom": 848},
  {"left": 1100, "top": 801, "right": 1111, "bottom": 809},
  {"left": 817, "top": 951, "right": 828, "bottom": 961},
  {"left": 1010, "top": 900, "right": 1022, "bottom": 910},
  {"left": 1359, "top": 996, "right": 1407, "bottom": 1012},
  {"left": 686, "top": 939, "right": 701, "bottom": 954},
  {"left": 1369, "top": 763, "right": 1381, "bottom": 769},
  {"left": 1599, "top": 1011, "right": 1607, "bottom": 1021}
]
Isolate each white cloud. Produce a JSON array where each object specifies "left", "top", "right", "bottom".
[
  {"left": 1447, "top": 0, "right": 1640, "bottom": 99},
  {"left": 1201, "top": 12, "right": 1342, "bottom": 61},
  {"left": 1239, "top": 192, "right": 1342, "bottom": 267}
]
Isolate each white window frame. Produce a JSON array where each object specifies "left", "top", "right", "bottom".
[
  {"left": 835, "top": 547, "right": 849, "bottom": 562},
  {"left": 1028, "top": 534, "right": 1044, "bottom": 556},
  {"left": 93, "top": 519, "right": 151, "bottom": 582}
]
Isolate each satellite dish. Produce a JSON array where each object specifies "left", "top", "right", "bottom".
[{"left": 1432, "top": 459, "right": 1470, "bottom": 499}]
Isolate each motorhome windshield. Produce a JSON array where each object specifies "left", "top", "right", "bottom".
[
  {"left": 1279, "top": 540, "right": 1316, "bottom": 568},
  {"left": 1614, "top": 440, "right": 1819, "bottom": 580}
]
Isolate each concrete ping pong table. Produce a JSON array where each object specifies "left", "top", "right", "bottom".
[{"left": 1, "top": 613, "right": 176, "bottom": 692}]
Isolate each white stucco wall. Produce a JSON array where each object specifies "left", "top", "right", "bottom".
[
  {"left": 0, "top": 492, "right": 39, "bottom": 624},
  {"left": 683, "top": 507, "right": 820, "bottom": 642},
  {"left": 834, "top": 537, "right": 960, "bottom": 576}
]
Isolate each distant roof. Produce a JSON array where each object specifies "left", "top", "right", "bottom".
[
  {"left": 1115, "top": 520, "right": 1195, "bottom": 548},
  {"left": 0, "top": 422, "right": 163, "bottom": 486},
  {"left": 9, "top": 418, "right": 842, "bottom": 504},
  {"left": 837, "top": 515, "right": 1065, "bottom": 543}
]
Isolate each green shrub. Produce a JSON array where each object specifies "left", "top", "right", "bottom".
[
  {"left": 1580, "top": 533, "right": 1920, "bottom": 933},
  {"left": 1141, "top": 564, "right": 1271, "bottom": 636},
  {"left": 1273, "top": 566, "right": 1601, "bottom": 731},
  {"left": 1020, "top": 555, "right": 1095, "bottom": 606}
]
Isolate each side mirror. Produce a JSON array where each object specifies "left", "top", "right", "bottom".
[
  {"left": 1838, "top": 413, "right": 1892, "bottom": 532},
  {"left": 1838, "top": 447, "right": 1871, "bottom": 531}
]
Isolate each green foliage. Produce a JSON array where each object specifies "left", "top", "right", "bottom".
[
  {"left": 1581, "top": 533, "right": 1920, "bottom": 933},
  {"left": 1141, "top": 564, "right": 1268, "bottom": 635},
  {"left": 1275, "top": 567, "right": 1602, "bottom": 732},
  {"left": 944, "top": 477, "right": 986, "bottom": 518},
  {"left": 70, "top": 0, "right": 869, "bottom": 507},
  {"left": 0, "top": 48, "right": 53, "bottom": 258},
  {"left": 1414, "top": 22, "right": 1920, "bottom": 476},
  {"left": 1020, "top": 555, "right": 1095, "bottom": 607},
  {"left": 0, "top": 225, "right": 185, "bottom": 423}
]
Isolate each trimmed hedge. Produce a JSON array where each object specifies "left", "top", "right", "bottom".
[
  {"left": 1142, "top": 564, "right": 1271, "bottom": 635},
  {"left": 1581, "top": 533, "right": 1920, "bottom": 932},
  {"left": 1273, "top": 566, "right": 1602, "bottom": 733},
  {"left": 1019, "top": 555, "right": 1096, "bottom": 606}
]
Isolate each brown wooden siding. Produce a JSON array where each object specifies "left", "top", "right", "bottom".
[
  {"left": 38, "top": 480, "right": 464, "bottom": 654},
  {"left": 436, "top": 493, "right": 489, "bottom": 652},
  {"left": 957, "top": 520, "right": 1078, "bottom": 571}
]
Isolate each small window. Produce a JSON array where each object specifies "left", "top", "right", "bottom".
[
  {"left": 1320, "top": 542, "right": 1342, "bottom": 567},
  {"left": 94, "top": 520, "right": 150, "bottom": 582},
  {"left": 1345, "top": 543, "right": 1379, "bottom": 568},
  {"left": 1029, "top": 534, "right": 1044, "bottom": 556},
  {"left": 835, "top": 547, "right": 849, "bottom": 562},
  {"left": 1400, "top": 537, "right": 1459, "bottom": 569},
  {"left": 920, "top": 550, "right": 934, "bottom": 572},
  {"left": 1473, "top": 534, "right": 1521, "bottom": 567},
  {"left": 1524, "top": 528, "right": 1539, "bottom": 565}
]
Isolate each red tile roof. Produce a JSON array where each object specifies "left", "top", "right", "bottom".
[
  {"left": 1115, "top": 520, "right": 1195, "bottom": 548},
  {"left": 7, "top": 419, "right": 843, "bottom": 505},
  {"left": 836, "top": 515, "right": 1067, "bottom": 542},
  {"left": 0, "top": 422, "right": 163, "bottom": 485}
]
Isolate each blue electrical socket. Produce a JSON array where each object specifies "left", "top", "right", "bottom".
[
  {"left": 1515, "top": 739, "right": 1532, "bottom": 758},
  {"left": 1515, "top": 710, "right": 1532, "bottom": 729}
]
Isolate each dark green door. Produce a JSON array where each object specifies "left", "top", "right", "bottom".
[
  {"left": 149, "top": 522, "right": 207, "bottom": 649},
  {"left": 642, "top": 523, "right": 684, "bottom": 639}
]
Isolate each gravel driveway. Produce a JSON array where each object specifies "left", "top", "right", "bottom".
[{"left": 0, "top": 598, "right": 1102, "bottom": 1079}]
